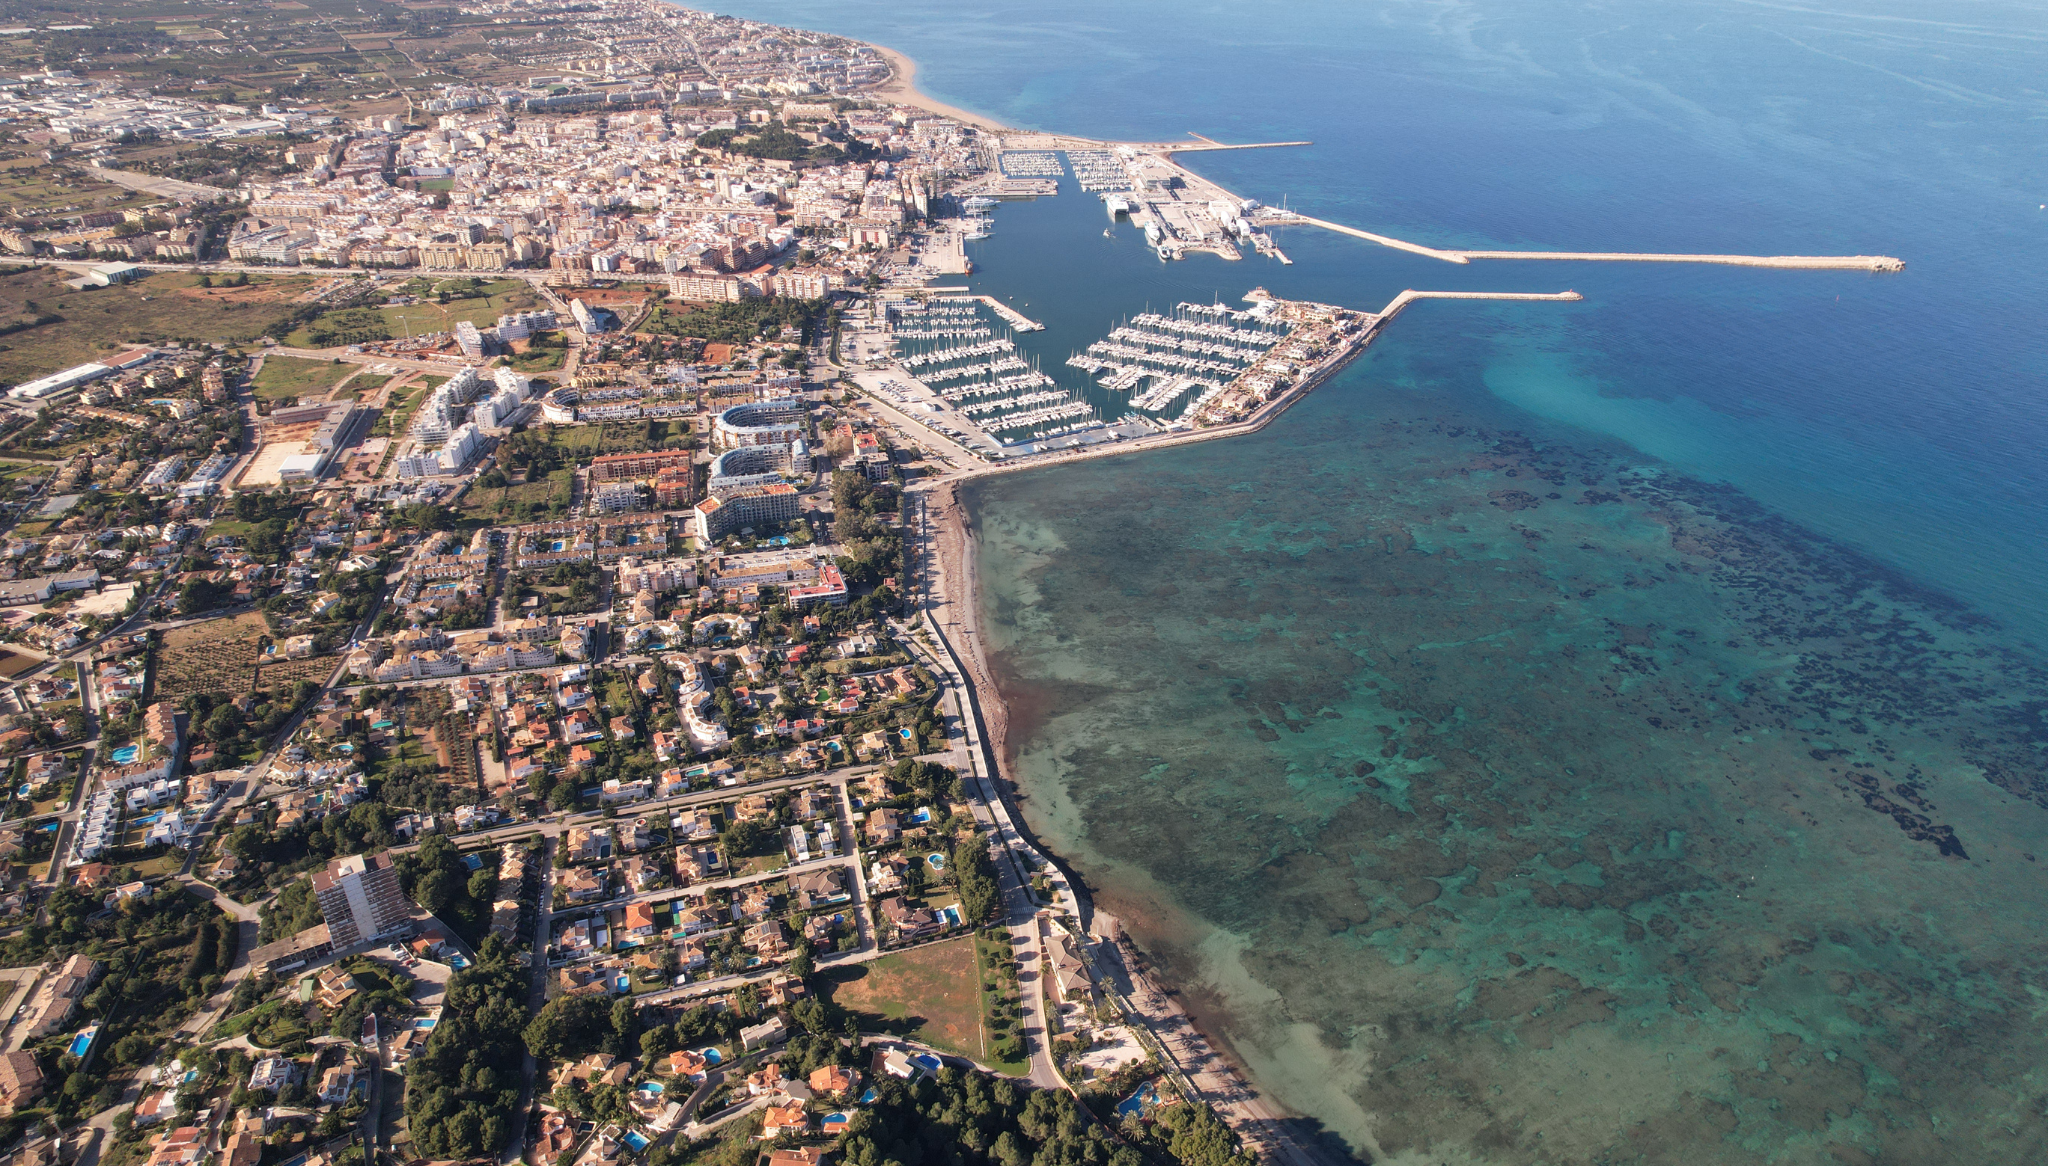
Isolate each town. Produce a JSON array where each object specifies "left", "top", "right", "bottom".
[{"left": 0, "top": 4, "right": 1292, "bottom": 1166}]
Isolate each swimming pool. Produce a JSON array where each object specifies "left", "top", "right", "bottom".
[
  {"left": 133, "top": 812, "right": 164, "bottom": 825},
  {"left": 462, "top": 854, "right": 484, "bottom": 871},
  {"left": 414, "top": 1017, "right": 437, "bottom": 1030},
  {"left": 1117, "top": 1082, "right": 1160, "bottom": 1119},
  {"left": 67, "top": 1026, "right": 98, "bottom": 1058},
  {"left": 938, "top": 905, "right": 962, "bottom": 926},
  {"left": 911, "top": 1053, "right": 942, "bottom": 1074},
  {"left": 637, "top": 1081, "right": 665, "bottom": 1096},
  {"left": 108, "top": 745, "right": 139, "bottom": 764},
  {"left": 926, "top": 853, "right": 945, "bottom": 870},
  {"left": 822, "top": 1113, "right": 851, "bottom": 1131},
  {"left": 911, "top": 807, "right": 933, "bottom": 823},
  {"left": 622, "top": 1132, "right": 648, "bottom": 1152},
  {"left": 858, "top": 1087, "right": 878, "bottom": 1104},
  {"left": 697, "top": 1047, "right": 722, "bottom": 1065}
]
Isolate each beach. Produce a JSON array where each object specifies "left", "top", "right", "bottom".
[{"left": 865, "top": 42, "right": 1012, "bottom": 134}]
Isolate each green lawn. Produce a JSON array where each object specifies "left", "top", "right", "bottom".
[
  {"left": 253, "top": 354, "right": 349, "bottom": 402},
  {"left": 821, "top": 935, "right": 1008, "bottom": 1067}
]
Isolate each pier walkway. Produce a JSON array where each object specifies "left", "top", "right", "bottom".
[
  {"left": 936, "top": 294, "right": 1045, "bottom": 332},
  {"left": 1278, "top": 214, "right": 1904, "bottom": 271}
]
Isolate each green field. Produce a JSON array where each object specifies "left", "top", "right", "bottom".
[
  {"left": 252, "top": 354, "right": 349, "bottom": 402},
  {"left": 284, "top": 278, "right": 542, "bottom": 348},
  {"left": 333, "top": 372, "right": 392, "bottom": 400},
  {"left": 457, "top": 471, "right": 572, "bottom": 522},
  {"left": 0, "top": 157, "right": 132, "bottom": 215},
  {"left": 821, "top": 936, "right": 1000, "bottom": 1066},
  {"left": 502, "top": 345, "right": 567, "bottom": 373},
  {"left": 0, "top": 267, "right": 317, "bottom": 387},
  {"left": 374, "top": 380, "right": 434, "bottom": 437}
]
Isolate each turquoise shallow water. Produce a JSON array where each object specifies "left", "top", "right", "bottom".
[
  {"left": 966, "top": 350, "right": 2048, "bottom": 1162},
  {"left": 694, "top": 0, "right": 2048, "bottom": 1160}
]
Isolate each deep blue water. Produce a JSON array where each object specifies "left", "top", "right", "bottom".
[{"left": 708, "top": 0, "right": 2048, "bottom": 643}]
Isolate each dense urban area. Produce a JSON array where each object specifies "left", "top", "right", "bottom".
[{"left": 0, "top": 5, "right": 1316, "bottom": 1166}]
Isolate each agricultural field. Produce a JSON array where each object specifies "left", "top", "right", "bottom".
[
  {"left": 0, "top": 267, "right": 317, "bottom": 387},
  {"left": 820, "top": 935, "right": 987, "bottom": 1062},
  {"left": 0, "top": 647, "right": 43, "bottom": 679},
  {"left": 153, "top": 611, "right": 268, "bottom": 699},
  {"left": 251, "top": 354, "right": 350, "bottom": 402},
  {"left": 254, "top": 654, "right": 337, "bottom": 689},
  {"left": 0, "top": 156, "right": 133, "bottom": 215}
]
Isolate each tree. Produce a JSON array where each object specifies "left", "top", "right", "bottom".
[
  {"left": 953, "top": 835, "right": 999, "bottom": 925},
  {"left": 787, "top": 944, "right": 814, "bottom": 982},
  {"left": 521, "top": 994, "right": 612, "bottom": 1062}
]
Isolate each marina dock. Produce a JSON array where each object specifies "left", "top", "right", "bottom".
[{"left": 943, "top": 294, "right": 1044, "bottom": 332}]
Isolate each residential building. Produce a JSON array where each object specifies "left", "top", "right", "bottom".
[{"left": 311, "top": 853, "right": 411, "bottom": 948}]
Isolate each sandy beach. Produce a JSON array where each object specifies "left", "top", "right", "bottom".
[{"left": 866, "top": 42, "right": 1013, "bottom": 135}]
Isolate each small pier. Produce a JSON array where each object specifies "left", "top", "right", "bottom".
[{"left": 935, "top": 294, "right": 1044, "bottom": 332}]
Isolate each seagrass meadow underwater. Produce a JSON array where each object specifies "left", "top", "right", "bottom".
[{"left": 706, "top": 0, "right": 2048, "bottom": 1160}]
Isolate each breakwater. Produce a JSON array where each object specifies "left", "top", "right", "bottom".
[{"left": 1279, "top": 213, "right": 1904, "bottom": 270}]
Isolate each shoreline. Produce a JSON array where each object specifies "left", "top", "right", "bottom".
[
  {"left": 864, "top": 41, "right": 1013, "bottom": 135},
  {"left": 915, "top": 475, "right": 1340, "bottom": 1166}
]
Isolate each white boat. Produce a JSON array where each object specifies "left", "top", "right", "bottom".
[
  {"left": 1103, "top": 228, "right": 1113, "bottom": 238},
  {"left": 963, "top": 196, "right": 998, "bottom": 210}
]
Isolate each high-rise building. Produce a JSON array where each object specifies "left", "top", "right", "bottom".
[{"left": 311, "top": 854, "right": 411, "bottom": 947}]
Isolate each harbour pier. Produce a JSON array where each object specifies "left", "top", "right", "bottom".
[{"left": 1270, "top": 213, "right": 1904, "bottom": 271}]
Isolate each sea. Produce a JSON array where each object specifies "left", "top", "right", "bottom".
[{"left": 700, "top": 2, "right": 2048, "bottom": 1162}]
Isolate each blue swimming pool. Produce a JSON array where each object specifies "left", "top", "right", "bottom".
[
  {"left": 822, "top": 1113, "right": 850, "bottom": 1130},
  {"left": 938, "top": 905, "right": 962, "bottom": 926},
  {"left": 462, "top": 854, "right": 483, "bottom": 870},
  {"left": 414, "top": 1017, "right": 437, "bottom": 1030},
  {"left": 108, "top": 745, "right": 139, "bottom": 764},
  {"left": 859, "top": 1087, "right": 877, "bottom": 1104},
  {"left": 133, "top": 812, "right": 163, "bottom": 825},
  {"left": 638, "top": 1081, "right": 665, "bottom": 1095},
  {"left": 67, "top": 1026, "right": 98, "bottom": 1058},
  {"left": 911, "top": 807, "right": 933, "bottom": 823},
  {"left": 926, "top": 853, "right": 945, "bottom": 869},
  {"left": 622, "top": 1132, "right": 648, "bottom": 1152},
  {"left": 1117, "top": 1082, "right": 1160, "bottom": 1119},
  {"left": 697, "top": 1047, "right": 722, "bottom": 1065}
]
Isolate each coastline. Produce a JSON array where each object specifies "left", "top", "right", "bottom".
[
  {"left": 915, "top": 475, "right": 1342, "bottom": 1166},
  {"left": 865, "top": 41, "right": 1013, "bottom": 135}
]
